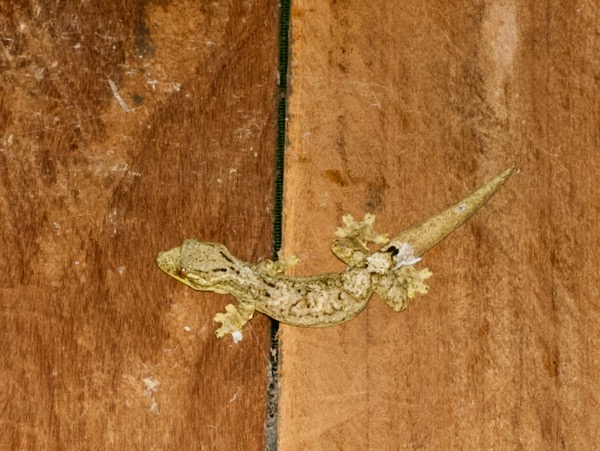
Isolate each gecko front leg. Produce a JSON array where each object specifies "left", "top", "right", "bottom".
[
  {"left": 254, "top": 251, "right": 300, "bottom": 275},
  {"left": 332, "top": 213, "right": 389, "bottom": 267},
  {"left": 214, "top": 302, "right": 255, "bottom": 342}
]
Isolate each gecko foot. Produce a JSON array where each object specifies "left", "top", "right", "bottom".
[
  {"left": 255, "top": 251, "right": 300, "bottom": 275},
  {"left": 332, "top": 213, "right": 390, "bottom": 267},
  {"left": 214, "top": 302, "right": 255, "bottom": 342},
  {"left": 375, "top": 266, "right": 432, "bottom": 312}
]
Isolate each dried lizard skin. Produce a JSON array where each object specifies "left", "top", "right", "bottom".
[{"left": 157, "top": 168, "right": 512, "bottom": 341}]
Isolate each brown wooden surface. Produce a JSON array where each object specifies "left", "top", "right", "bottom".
[
  {"left": 1, "top": 1, "right": 278, "bottom": 449},
  {"left": 279, "top": 1, "right": 600, "bottom": 449}
]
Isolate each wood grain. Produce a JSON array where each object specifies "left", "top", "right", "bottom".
[
  {"left": 0, "top": 1, "right": 279, "bottom": 449},
  {"left": 279, "top": 1, "right": 600, "bottom": 449}
]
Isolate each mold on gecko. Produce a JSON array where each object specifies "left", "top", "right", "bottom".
[{"left": 157, "top": 168, "right": 512, "bottom": 342}]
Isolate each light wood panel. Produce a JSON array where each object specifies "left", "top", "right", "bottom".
[{"left": 279, "top": 1, "right": 600, "bottom": 449}]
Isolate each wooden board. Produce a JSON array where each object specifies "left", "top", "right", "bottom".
[
  {"left": 279, "top": 1, "right": 600, "bottom": 449},
  {"left": 0, "top": 1, "right": 278, "bottom": 449}
]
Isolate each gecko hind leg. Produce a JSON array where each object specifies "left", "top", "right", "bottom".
[
  {"left": 332, "top": 213, "right": 390, "bottom": 267},
  {"left": 374, "top": 266, "right": 433, "bottom": 312},
  {"left": 214, "top": 302, "right": 256, "bottom": 342}
]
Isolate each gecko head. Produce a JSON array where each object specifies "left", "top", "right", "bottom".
[{"left": 156, "top": 240, "right": 240, "bottom": 292}]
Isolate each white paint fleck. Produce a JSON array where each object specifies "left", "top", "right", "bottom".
[
  {"left": 148, "top": 399, "right": 160, "bottom": 415},
  {"left": 232, "top": 331, "right": 243, "bottom": 343},
  {"left": 107, "top": 78, "right": 130, "bottom": 112},
  {"left": 143, "top": 377, "right": 160, "bottom": 393},
  {"left": 167, "top": 82, "right": 181, "bottom": 92},
  {"left": 33, "top": 67, "right": 44, "bottom": 81},
  {"left": 229, "top": 388, "right": 241, "bottom": 403},
  {"left": 370, "top": 92, "right": 383, "bottom": 110},
  {"left": 143, "top": 376, "right": 160, "bottom": 414}
]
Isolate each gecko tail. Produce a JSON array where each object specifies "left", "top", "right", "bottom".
[
  {"left": 374, "top": 266, "right": 433, "bottom": 312},
  {"left": 384, "top": 167, "right": 513, "bottom": 257}
]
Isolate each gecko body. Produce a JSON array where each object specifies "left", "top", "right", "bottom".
[
  {"left": 156, "top": 238, "right": 429, "bottom": 337},
  {"left": 157, "top": 168, "right": 512, "bottom": 341}
]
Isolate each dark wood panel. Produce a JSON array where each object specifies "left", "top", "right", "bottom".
[{"left": 0, "top": 1, "right": 279, "bottom": 449}]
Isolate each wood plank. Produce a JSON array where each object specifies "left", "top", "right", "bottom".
[
  {"left": 279, "top": 1, "right": 600, "bottom": 449},
  {"left": 0, "top": 1, "right": 278, "bottom": 449}
]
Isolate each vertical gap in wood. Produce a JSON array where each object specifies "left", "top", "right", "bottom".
[{"left": 265, "top": 0, "right": 291, "bottom": 449}]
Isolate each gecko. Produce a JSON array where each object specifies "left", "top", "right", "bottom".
[{"left": 156, "top": 168, "right": 513, "bottom": 342}]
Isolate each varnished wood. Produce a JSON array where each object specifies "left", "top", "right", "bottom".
[
  {"left": 279, "top": 1, "right": 600, "bottom": 449},
  {"left": 0, "top": 1, "right": 279, "bottom": 449}
]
